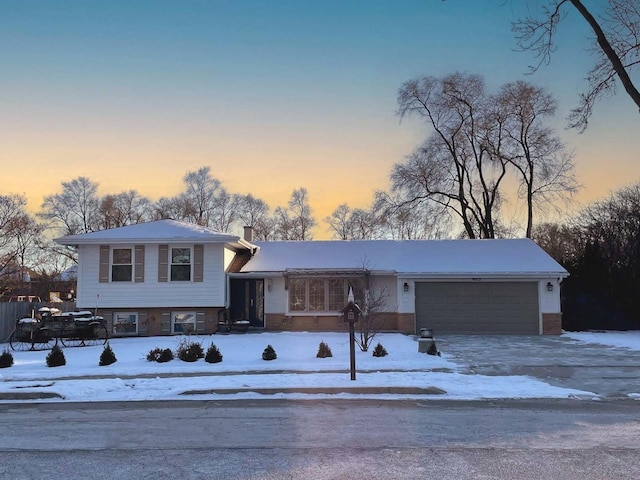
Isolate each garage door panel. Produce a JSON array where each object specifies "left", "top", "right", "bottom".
[{"left": 415, "top": 282, "right": 539, "bottom": 335}]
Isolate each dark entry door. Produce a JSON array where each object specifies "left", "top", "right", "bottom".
[{"left": 230, "top": 279, "right": 264, "bottom": 327}]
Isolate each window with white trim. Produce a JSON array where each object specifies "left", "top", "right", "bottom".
[
  {"left": 171, "top": 247, "right": 191, "bottom": 281},
  {"left": 288, "top": 278, "right": 364, "bottom": 312},
  {"left": 112, "top": 248, "right": 132, "bottom": 282},
  {"left": 113, "top": 312, "right": 138, "bottom": 334},
  {"left": 172, "top": 311, "right": 196, "bottom": 334}
]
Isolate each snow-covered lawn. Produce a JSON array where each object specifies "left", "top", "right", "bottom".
[
  {"left": 0, "top": 331, "right": 632, "bottom": 403},
  {"left": 563, "top": 330, "right": 640, "bottom": 351}
]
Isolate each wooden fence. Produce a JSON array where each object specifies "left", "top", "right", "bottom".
[{"left": 0, "top": 302, "right": 77, "bottom": 344}]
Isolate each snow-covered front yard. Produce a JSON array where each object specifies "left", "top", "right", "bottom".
[{"left": 1, "top": 331, "right": 638, "bottom": 403}]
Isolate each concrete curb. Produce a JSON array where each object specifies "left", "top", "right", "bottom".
[
  {"left": 0, "top": 386, "right": 447, "bottom": 401},
  {"left": 181, "top": 386, "right": 447, "bottom": 396}
]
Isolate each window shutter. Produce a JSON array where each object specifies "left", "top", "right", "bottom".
[
  {"left": 158, "top": 245, "right": 168, "bottom": 282},
  {"left": 196, "top": 311, "right": 205, "bottom": 333},
  {"left": 99, "top": 246, "right": 110, "bottom": 283},
  {"left": 161, "top": 312, "right": 171, "bottom": 333},
  {"left": 138, "top": 312, "right": 148, "bottom": 333},
  {"left": 134, "top": 245, "right": 145, "bottom": 283},
  {"left": 194, "top": 245, "right": 204, "bottom": 282}
]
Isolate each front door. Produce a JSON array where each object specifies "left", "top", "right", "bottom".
[{"left": 230, "top": 279, "right": 264, "bottom": 328}]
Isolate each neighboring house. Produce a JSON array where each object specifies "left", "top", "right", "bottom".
[{"left": 56, "top": 220, "right": 568, "bottom": 337}]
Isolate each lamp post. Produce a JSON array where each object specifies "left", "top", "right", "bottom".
[{"left": 341, "top": 287, "right": 361, "bottom": 381}]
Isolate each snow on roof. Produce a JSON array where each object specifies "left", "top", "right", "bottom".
[
  {"left": 240, "top": 239, "right": 568, "bottom": 277},
  {"left": 55, "top": 219, "right": 248, "bottom": 246}
]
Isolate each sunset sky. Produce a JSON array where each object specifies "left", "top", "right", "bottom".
[{"left": 1, "top": 0, "right": 638, "bottom": 238}]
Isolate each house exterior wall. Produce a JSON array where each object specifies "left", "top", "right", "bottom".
[
  {"left": 101, "top": 307, "right": 224, "bottom": 336},
  {"left": 264, "top": 312, "right": 414, "bottom": 333},
  {"left": 260, "top": 273, "right": 400, "bottom": 330},
  {"left": 76, "top": 243, "right": 227, "bottom": 310}
]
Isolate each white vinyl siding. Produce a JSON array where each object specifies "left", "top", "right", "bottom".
[{"left": 76, "top": 243, "right": 227, "bottom": 309}]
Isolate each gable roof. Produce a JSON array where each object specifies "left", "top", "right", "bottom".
[
  {"left": 55, "top": 219, "right": 255, "bottom": 251},
  {"left": 239, "top": 239, "right": 568, "bottom": 278}
]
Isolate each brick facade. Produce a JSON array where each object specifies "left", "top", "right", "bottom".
[{"left": 542, "top": 313, "right": 562, "bottom": 335}]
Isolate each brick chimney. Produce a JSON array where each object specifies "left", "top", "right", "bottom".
[{"left": 243, "top": 226, "right": 254, "bottom": 242}]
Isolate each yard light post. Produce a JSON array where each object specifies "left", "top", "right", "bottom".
[{"left": 341, "top": 287, "right": 361, "bottom": 381}]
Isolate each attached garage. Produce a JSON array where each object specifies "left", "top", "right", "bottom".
[{"left": 415, "top": 281, "right": 539, "bottom": 335}]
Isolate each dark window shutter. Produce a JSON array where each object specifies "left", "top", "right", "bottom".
[
  {"left": 161, "top": 312, "right": 171, "bottom": 333},
  {"left": 194, "top": 245, "right": 204, "bottom": 282},
  {"left": 99, "top": 246, "right": 110, "bottom": 283},
  {"left": 138, "top": 312, "right": 148, "bottom": 333},
  {"left": 134, "top": 245, "right": 145, "bottom": 283},
  {"left": 158, "top": 245, "right": 168, "bottom": 282}
]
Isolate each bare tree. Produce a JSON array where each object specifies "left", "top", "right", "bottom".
[
  {"left": 99, "top": 190, "right": 153, "bottom": 229},
  {"left": 181, "top": 166, "right": 223, "bottom": 227},
  {"left": 348, "top": 266, "right": 392, "bottom": 352},
  {"left": 273, "top": 188, "right": 317, "bottom": 240},
  {"left": 209, "top": 188, "right": 237, "bottom": 232},
  {"left": 373, "top": 191, "right": 450, "bottom": 240},
  {"left": 395, "top": 73, "right": 510, "bottom": 238},
  {"left": 235, "top": 194, "right": 269, "bottom": 227},
  {"left": 512, "top": 0, "right": 640, "bottom": 131},
  {"left": 39, "top": 177, "right": 101, "bottom": 235},
  {"left": 497, "top": 80, "right": 580, "bottom": 237},
  {"left": 153, "top": 195, "right": 192, "bottom": 221},
  {"left": 326, "top": 204, "right": 383, "bottom": 240}
]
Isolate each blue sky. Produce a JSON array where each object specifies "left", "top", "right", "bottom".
[{"left": 0, "top": 0, "right": 637, "bottom": 236}]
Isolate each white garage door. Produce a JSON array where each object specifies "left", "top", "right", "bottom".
[{"left": 415, "top": 282, "right": 539, "bottom": 335}]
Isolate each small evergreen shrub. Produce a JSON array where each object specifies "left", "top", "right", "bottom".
[
  {"left": 99, "top": 342, "right": 117, "bottom": 366},
  {"left": 316, "top": 341, "right": 333, "bottom": 358},
  {"left": 146, "top": 347, "right": 174, "bottom": 363},
  {"left": 0, "top": 348, "right": 14, "bottom": 368},
  {"left": 205, "top": 343, "right": 223, "bottom": 364},
  {"left": 372, "top": 343, "right": 388, "bottom": 357},
  {"left": 426, "top": 340, "right": 441, "bottom": 357},
  {"left": 262, "top": 344, "right": 277, "bottom": 361},
  {"left": 177, "top": 339, "right": 204, "bottom": 362},
  {"left": 46, "top": 344, "right": 66, "bottom": 367}
]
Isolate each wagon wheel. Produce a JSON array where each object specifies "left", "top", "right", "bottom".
[
  {"left": 31, "top": 328, "right": 55, "bottom": 351},
  {"left": 82, "top": 322, "right": 109, "bottom": 346},
  {"left": 60, "top": 324, "right": 83, "bottom": 348},
  {"left": 9, "top": 329, "right": 33, "bottom": 351}
]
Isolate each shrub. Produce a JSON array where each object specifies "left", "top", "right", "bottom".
[
  {"left": 0, "top": 348, "right": 13, "bottom": 368},
  {"left": 99, "top": 342, "right": 117, "bottom": 366},
  {"left": 372, "top": 343, "right": 388, "bottom": 357},
  {"left": 177, "top": 339, "right": 204, "bottom": 362},
  {"left": 46, "top": 344, "right": 66, "bottom": 367},
  {"left": 205, "top": 343, "right": 223, "bottom": 363},
  {"left": 316, "top": 341, "right": 333, "bottom": 358},
  {"left": 146, "top": 347, "right": 174, "bottom": 363},
  {"left": 262, "top": 344, "right": 277, "bottom": 361}
]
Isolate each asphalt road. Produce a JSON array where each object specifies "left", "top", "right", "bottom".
[{"left": 1, "top": 398, "right": 639, "bottom": 479}]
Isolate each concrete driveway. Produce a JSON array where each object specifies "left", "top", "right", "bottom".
[{"left": 436, "top": 335, "right": 640, "bottom": 399}]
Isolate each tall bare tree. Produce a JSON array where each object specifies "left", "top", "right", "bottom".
[
  {"left": 181, "top": 166, "right": 223, "bottom": 227},
  {"left": 512, "top": 0, "right": 640, "bottom": 131},
  {"left": 497, "top": 81, "right": 579, "bottom": 237},
  {"left": 274, "top": 188, "right": 316, "bottom": 240},
  {"left": 99, "top": 190, "right": 153, "bottom": 229},
  {"left": 39, "top": 177, "right": 101, "bottom": 235},
  {"left": 326, "top": 204, "right": 383, "bottom": 240},
  {"left": 396, "top": 73, "right": 509, "bottom": 238}
]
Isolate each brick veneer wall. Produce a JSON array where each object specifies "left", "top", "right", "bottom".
[
  {"left": 542, "top": 313, "right": 562, "bottom": 335},
  {"left": 265, "top": 312, "right": 415, "bottom": 333}
]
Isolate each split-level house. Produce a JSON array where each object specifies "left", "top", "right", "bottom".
[{"left": 55, "top": 219, "right": 568, "bottom": 337}]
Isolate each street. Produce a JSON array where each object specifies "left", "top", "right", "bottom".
[{"left": 1, "top": 398, "right": 639, "bottom": 479}]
